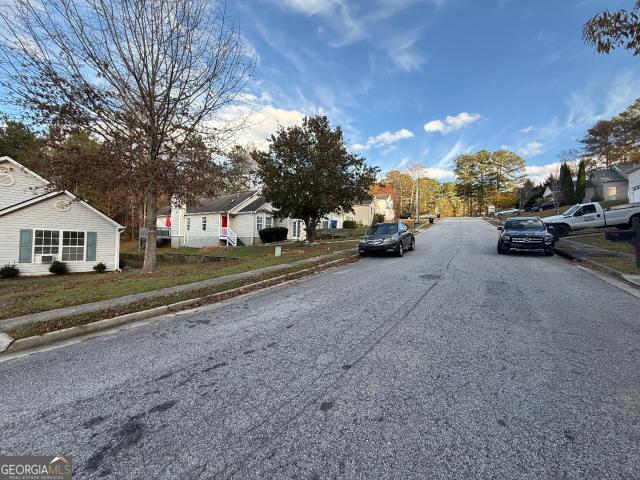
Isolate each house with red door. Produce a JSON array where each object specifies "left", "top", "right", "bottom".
[{"left": 156, "top": 191, "right": 305, "bottom": 247}]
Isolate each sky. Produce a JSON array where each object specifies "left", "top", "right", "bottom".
[{"left": 228, "top": 0, "right": 640, "bottom": 184}]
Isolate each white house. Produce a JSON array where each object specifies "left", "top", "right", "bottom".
[
  {"left": 0, "top": 156, "right": 124, "bottom": 275},
  {"left": 156, "top": 191, "right": 306, "bottom": 247},
  {"left": 628, "top": 165, "right": 640, "bottom": 204}
]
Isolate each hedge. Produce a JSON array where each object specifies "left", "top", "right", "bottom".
[
  {"left": 342, "top": 220, "right": 358, "bottom": 229},
  {"left": 259, "top": 226, "right": 288, "bottom": 243}
]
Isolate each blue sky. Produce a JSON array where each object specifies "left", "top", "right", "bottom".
[{"left": 231, "top": 0, "right": 640, "bottom": 183}]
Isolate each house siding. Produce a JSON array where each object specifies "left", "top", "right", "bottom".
[
  {"left": 184, "top": 213, "right": 220, "bottom": 248},
  {"left": 0, "top": 195, "right": 120, "bottom": 275},
  {"left": 232, "top": 213, "right": 260, "bottom": 245},
  {"left": 599, "top": 181, "right": 628, "bottom": 201},
  {"left": 629, "top": 170, "right": 640, "bottom": 204},
  {"left": 0, "top": 159, "right": 48, "bottom": 209},
  {"left": 350, "top": 204, "right": 372, "bottom": 225}
]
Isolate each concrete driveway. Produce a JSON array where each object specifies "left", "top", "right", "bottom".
[{"left": 1, "top": 218, "right": 639, "bottom": 479}]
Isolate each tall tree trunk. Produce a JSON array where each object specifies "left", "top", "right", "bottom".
[
  {"left": 142, "top": 184, "right": 158, "bottom": 273},
  {"left": 304, "top": 218, "right": 317, "bottom": 243}
]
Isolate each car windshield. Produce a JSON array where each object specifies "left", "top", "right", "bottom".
[
  {"left": 504, "top": 219, "right": 544, "bottom": 231},
  {"left": 563, "top": 205, "right": 580, "bottom": 216},
  {"left": 367, "top": 223, "right": 398, "bottom": 235}
]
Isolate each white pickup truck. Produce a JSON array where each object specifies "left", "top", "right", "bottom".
[{"left": 542, "top": 202, "right": 640, "bottom": 237}]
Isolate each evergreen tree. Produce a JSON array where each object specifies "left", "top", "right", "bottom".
[
  {"left": 560, "top": 163, "right": 576, "bottom": 205},
  {"left": 575, "top": 160, "right": 587, "bottom": 203}
]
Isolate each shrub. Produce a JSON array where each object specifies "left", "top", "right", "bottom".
[
  {"left": 258, "top": 226, "right": 288, "bottom": 243},
  {"left": 93, "top": 262, "right": 107, "bottom": 273},
  {"left": 372, "top": 213, "right": 385, "bottom": 225},
  {"left": 0, "top": 264, "right": 19, "bottom": 279},
  {"left": 49, "top": 261, "right": 67, "bottom": 275},
  {"left": 342, "top": 220, "right": 358, "bottom": 229}
]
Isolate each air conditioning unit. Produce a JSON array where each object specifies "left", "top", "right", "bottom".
[{"left": 40, "top": 255, "right": 55, "bottom": 263}]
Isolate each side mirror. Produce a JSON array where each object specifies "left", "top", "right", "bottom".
[{"left": 497, "top": 226, "right": 503, "bottom": 231}]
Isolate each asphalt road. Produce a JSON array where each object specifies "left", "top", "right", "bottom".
[{"left": 2, "top": 218, "right": 640, "bottom": 479}]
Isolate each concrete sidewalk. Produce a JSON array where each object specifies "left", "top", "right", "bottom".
[
  {"left": 0, "top": 249, "right": 356, "bottom": 332},
  {"left": 555, "top": 237, "right": 640, "bottom": 287}
]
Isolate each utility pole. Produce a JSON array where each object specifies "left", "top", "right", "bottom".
[{"left": 415, "top": 177, "right": 420, "bottom": 224}]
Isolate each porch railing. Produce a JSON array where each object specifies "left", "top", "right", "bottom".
[
  {"left": 221, "top": 226, "right": 237, "bottom": 246},
  {"left": 139, "top": 227, "right": 172, "bottom": 239}
]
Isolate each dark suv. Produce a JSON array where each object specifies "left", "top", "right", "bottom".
[
  {"left": 497, "top": 217, "right": 555, "bottom": 256},
  {"left": 359, "top": 222, "right": 415, "bottom": 257}
]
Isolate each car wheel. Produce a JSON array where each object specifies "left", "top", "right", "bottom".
[
  {"left": 544, "top": 248, "right": 554, "bottom": 256},
  {"left": 396, "top": 243, "right": 404, "bottom": 257},
  {"left": 553, "top": 224, "right": 570, "bottom": 237},
  {"left": 408, "top": 238, "right": 415, "bottom": 251},
  {"left": 497, "top": 244, "right": 504, "bottom": 254},
  {"left": 359, "top": 252, "right": 367, "bottom": 257}
]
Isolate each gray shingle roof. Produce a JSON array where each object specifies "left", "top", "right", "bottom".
[
  {"left": 588, "top": 168, "right": 625, "bottom": 183},
  {"left": 187, "top": 191, "right": 257, "bottom": 213},
  {"left": 615, "top": 162, "right": 640, "bottom": 174},
  {"left": 238, "top": 196, "right": 269, "bottom": 212},
  {"left": 157, "top": 191, "right": 258, "bottom": 216}
]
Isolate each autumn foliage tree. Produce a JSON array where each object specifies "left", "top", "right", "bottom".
[
  {"left": 583, "top": 1, "right": 640, "bottom": 55},
  {"left": 253, "top": 116, "right": 378, "bottom": 243},
  {"left": 0, "top": 0, "right": 253, "bottom": 272}
]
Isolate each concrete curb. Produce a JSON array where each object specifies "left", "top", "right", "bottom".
[
  {"left": 1, "top": 254, "right": 359, "bottom": 356},
  {"left": 0, "top": 248, "right": 357, "bottom": 332}
]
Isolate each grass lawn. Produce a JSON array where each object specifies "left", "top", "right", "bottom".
[
  {"left": 591, "top": 257, "right": 640, "bottom": 275},
  {"left": 7, "top": 255, "right": 358, "bottom": 340},
  {"left": 567, "top": 235, "right": 636, "bottom": 255},
  {"left": 0, "top": 240, "right": 358, "bottom": 320}
]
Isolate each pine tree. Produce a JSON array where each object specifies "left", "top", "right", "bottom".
[
  {"left": 560, "top": 163, "right": 576, "bottom": 205},
  {"left": 575, "top": 160, "right": 587, "bottom": 203}
]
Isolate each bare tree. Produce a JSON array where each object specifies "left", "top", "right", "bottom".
[
  {"left": 515, "top": 178, "right": 537, "bottom": 211},
  {"left": 547, "top": 168, "right": 564, "bottom": 214},
  {"left": 0, "top": 0, "right": 253, "bottom": 272}
]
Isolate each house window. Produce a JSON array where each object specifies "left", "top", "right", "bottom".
[
  {"left": 292, "top": 221, "right": 298, "bottom": 238},
  {"left": 606, "top": 185, "right": 617, "bottom": 199},
  {"left": 62, "top": 231, "right": 85, "bottom": 261},
  {"left": 34, "top": 230, "right": 59, "bottom": 255},
  {"left": 256, "top": 215, "right": 263, "bottom": 231},
  {"left": 322, "top": 220, "right": 329, "bottom": 229},
  {"left": 186, "top": 217, "right": 191, "bottom": 231},
  {"left": 202, "top": 216, "right": 207, "bottom": 231},
  {"left": 265, "top": 216, "right": 272, "bottom": 228}
]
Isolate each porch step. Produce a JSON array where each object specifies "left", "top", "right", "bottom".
[{"left": 236, "top": 238, "right": 245, "bottom": 246}]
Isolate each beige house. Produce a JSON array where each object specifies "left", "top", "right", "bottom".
[
  {"left": 0, "top": 156, "right": 124, "bottom": 275},
  {"left": 342, "top": 195, "right": 395, "bottom": 226}
]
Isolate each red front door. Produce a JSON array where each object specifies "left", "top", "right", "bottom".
[{"left": 221, "top": 215, "right": 228, "bottom": 228}]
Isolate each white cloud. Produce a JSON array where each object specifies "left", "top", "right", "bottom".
[
  {"left": 518, "top": 141, "right": 544, "bottom": 157},
  {"left": 219, "top": 95, "right": 307, "bottom": 150},
  {"left": 424, "top": 112, "right": 481, "bottom": 134},
  {"left": 566, "top": 71, "right": 640, "bottom": 128},
  {"left": 436, "top": 140, "right": 464, "bottom": 168},
  {"left": 277, "top": 0, "right": 341, "bottom": 15},
  {"left": 352, "top": 128, "right": 414, "bottom": 151},
  {"left": 420, "top": 167, "right": 455, "bottom": 179},
  {"left": 525, "top": 162, "right": 561, "bottom": 185},
  {"left": 519, "top": 126, "right": 534, "bottom": 133},
  {"left": 387, "top": 28, "right": 426, "bottom": 72},
  {"left": 268, "top": 0, "right": 434, "bottom": 73}
]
